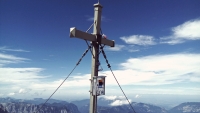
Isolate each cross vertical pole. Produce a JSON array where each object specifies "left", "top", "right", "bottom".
[
  {"left": 69, "top": 2, "right": 114, "bottom": 113},
  {"left": 89, "top": 2, "right": 102, "bottom": 113}
]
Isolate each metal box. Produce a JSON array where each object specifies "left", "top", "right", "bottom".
[{"left": 92, "top": 76, "right": 106, "bottom": 96}]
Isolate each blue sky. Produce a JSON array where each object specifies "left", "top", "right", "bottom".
[{"left": 0, "top": 0, "right": 200, "bottom": 104}]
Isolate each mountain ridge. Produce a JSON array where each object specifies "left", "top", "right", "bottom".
[{"left": 0, "top": 97, "right": 200, "bottom": 113}]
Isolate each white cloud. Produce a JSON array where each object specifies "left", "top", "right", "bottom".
[
  {"left": 1, "top": 52, "right": 200, "bottom": 98},
  {"left": 103, "top": 96, "right": 118, "bottom": 100},
  {"left": 101, "top": 96, "right": 132, "bottom": 106},
  {"left": 160, "top": 19, "right": 200, "bottom": 44},
  {"left": 173, "top": 19, "right": 200, "bottom": 39},
  {"left": 105, "top": 44, "right": 125, "bottom": 51},
  {"left": 128, "top": 49, "right": 139, "bottom": 52},
  {"left": 0, "top": 51, "right": 88, "bottom": 98},
  {"left": 31, "top": 74, "right": 91, "bottom": 90},
  {"left": 0, "top": 46, "right": 29, "bottom": 52},
  {"left": 19, "top": 89, "right": 25, "bottom": 93},
  {"left": 57, "top": 53, "right": 199, "bottom": 88},
  {"left": 18, "top": 89, "right": 31, "bottom": 94},
  {"left": 0, "top": 52, "right": 49, "bottom": 98},
  {"left": 103, "top": 95, "right": 126, "bottom": 100},
  {"left": 0, "top": 53, "right": 29, "bottom": 66},
  {"left": 160, "top": 36, "right": 184, "bottom": 45},
  {"left": 110, "top": 99, "right": 131, "bottom": 106},
  {"left": 131, "top": 87, "right": 200, "bottom": 95},
  {"left": 8, "top": 93, "right": 15, "bottom": 96},
  {"left": 0, "top": 68, "right": 45, "bottom": 83},
  {"left": 30, "top": 53, "right": 200, "bottom": 92},
  {"left": 0, "top": 52, "right": 45, "bottom": 84},
  {"left": 120, "top": 35, "right": 156, "bottom": 46},
  {"left": 135, "top": 94, "right": 141, "bottom": 98},
  {"left": 0, "top": 53, "right": 89, "bottom": 98},
  {"left": 120, "top": 53, "right": 200, "bottom": 85},
  {"left": 105, "top": 44, "right": 139, "bottom": 52},
  {"left": 0, "top": 53, "right": 28, "bottom": 61},
  {"left": 125, "top": 45, "right": 140, "bottom": 52}
]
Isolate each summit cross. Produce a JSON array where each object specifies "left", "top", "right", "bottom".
[{"left": 69, "top": 2, "right": 115, "bottom": 113}]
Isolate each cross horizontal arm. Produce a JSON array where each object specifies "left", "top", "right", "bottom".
[
  {"left": 70, "top": 27, "right": 96, "bottom": 41},
  {"left": 101, "top": 38, "right": 115, "bottom": 47},
  {"left": 70, "top": 27, "right": 115, "bottom": 47}
]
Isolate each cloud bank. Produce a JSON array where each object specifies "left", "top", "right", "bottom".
[
  {"left": 120, "top": 53, "right": 200, "bottom": 85},
  {"left": 1, "top": 52, "right": 200, "bottom": 98},
  {"left": 119, "top": 19, "right": 200, "bottom": 47},
  {"left": 160, "top": 19, "right": 200, "bottom": 44}
]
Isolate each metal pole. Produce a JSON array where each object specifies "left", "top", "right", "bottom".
[{"left": 89, "top": 2, "right": 102, "bottom": 113}]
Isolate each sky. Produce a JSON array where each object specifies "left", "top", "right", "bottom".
[{"left": 0, "top": 0, "right": 200, "bottom": 104}]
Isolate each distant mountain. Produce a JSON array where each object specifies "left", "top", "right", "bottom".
[
  {"left": 0, "top": 97, "right": 80, "bottom": 113},
  {"left": 0, "top": 102, "right": 80, "bottom": 113},
  {"left": 72, "top": 98, "right": 169, "bottom": 113},
  {"left": 169, "top": 102, "right": 200, "bottom": 113},
  {"left": 130, "top": 103, "right": 168, "bottom": 113},
  {"left": 71, "top": 96, "right": 130, "bottom": 108},
  {"left": 71, "top": 99, "right": 90, "bottom": 108},
  {"left": 71, "top": 98, "right": 114, "bottom": 109},
  {"left": 1, "top": 97, "right": 199, "bottom": 113},
  {"left": 0, "top": 97, "right": 19, "bottom": 103},
  {"left": 72, "top": 97, "right": 199, "bottom": 113},
  {"left": 78, "top": 102, "right": 168, "bottom": 113},
  {"left": 0, "top": 97, "right": 64, "bottom": 105}
]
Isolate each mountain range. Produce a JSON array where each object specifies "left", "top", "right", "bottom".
[{"left": 0, "top": 97, "right": 199, "bottom": 113}]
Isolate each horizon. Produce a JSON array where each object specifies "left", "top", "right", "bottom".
[
  {"left": 1, "top": 94, "right": 200, "bottom": 107},
  {"left": 1, "top": 95, "right": 200, "bottom": 110},
  {"left": 0, "top": 0, "right": 200, "bottom": 105}
]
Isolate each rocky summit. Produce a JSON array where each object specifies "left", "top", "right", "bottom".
[{"left": 168, "top": 102, "right": 200, "bottom": 113}]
